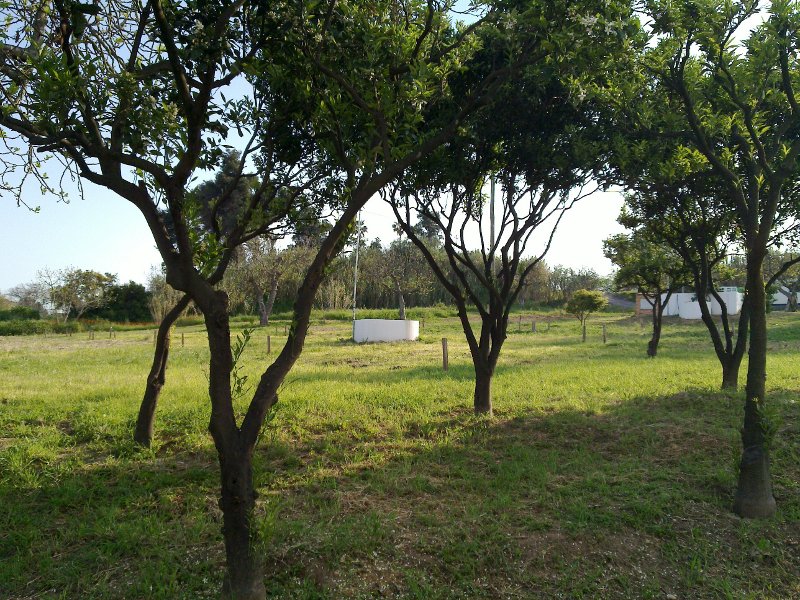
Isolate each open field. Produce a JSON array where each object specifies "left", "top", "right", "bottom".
[{"left": 1, "top": 311, "right": 799, "bottom": 599}]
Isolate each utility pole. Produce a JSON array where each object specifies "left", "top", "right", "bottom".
[{"left": 489, "top": 174, "right": 496, "bottom": 256}]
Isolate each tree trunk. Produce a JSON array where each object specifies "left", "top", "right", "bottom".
[
  {"left": 473, "top": 367, "right": 493, "bottom": 415},
  {"left": 721, "top": 358, "right": 740, "bottom": 391},
  {"left": 394, "top": 279, "right": 406, "bottom": 320},
  {"left": 647, "top": 301, "right": 663, "bottom": 358},
  {"left": 786, "top": 289, "right": 798, "bottom": 312},
  {"left": 262, "top": 277, "right": 278, "bottom": 325},
  {"left": 255, "top": 284, "right": 268, "bottom": 327},
  {"left": 219, "top": 445, "right": 265, "bottom": 600},
  {"left": 134, "top": 295, "right": 190, "bottom": 447},
  {"left": 733, "top": 258, "right": 776, "bottom": 518}
]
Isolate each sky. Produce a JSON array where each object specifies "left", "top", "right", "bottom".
[
  {"left": 0, "top": 178, "right": 624, "bottom": 294},
  {"left": 0, "top": 0, "right": 627, "bottom": 295}
]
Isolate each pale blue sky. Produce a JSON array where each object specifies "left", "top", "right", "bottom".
[
  {"left": 0, "top": 179, "right": 623, "bottom": 293},
  {"left": 0, "top": 0, "right": 626, "bottom": 294}
]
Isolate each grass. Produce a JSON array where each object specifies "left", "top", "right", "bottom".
[{"left": 1, "top": 310, "right": 799, "bottom": 598}]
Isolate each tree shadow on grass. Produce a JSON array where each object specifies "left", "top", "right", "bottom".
[
  {"left": 2, "top": 389, "right": 799, "bottom": 599},
  {"left": 256, "top": 389, "right": 800, "bottom": 599}
]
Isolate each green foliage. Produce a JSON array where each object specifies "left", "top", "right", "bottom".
[
  {"left": 604, "top": 228, "right": 689, "bottom": 297},
  {"left": 0, "top": 306, "right": 39, "bottom": 321},
  {"left": 231, "top": 328, "right": 254, "bottom": 401},
  {"left": 0, "top": 319, "right": 81, "bottom": 336},
  {"left": 565, "top": 289, "right": 608, "bottom": 325},
  {"left": 84, "top": 282, "right": 152, "bottom": 323}
]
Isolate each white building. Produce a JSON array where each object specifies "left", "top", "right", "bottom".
[{"left": 638, "top": 287, "right": 743, "bottom": 320}]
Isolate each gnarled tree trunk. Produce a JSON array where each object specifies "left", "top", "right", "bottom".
[{"left": 134, "top": 295, "right": 190, "bottom": 447}]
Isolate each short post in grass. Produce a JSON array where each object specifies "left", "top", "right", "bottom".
[
  {"left": 602, "top": 324, "right": 607, "bottom": 344},
  {"left": 284, "top": 324, "right": 287, "bottom": 335},
  {"left": 518, "top": 315, "right": 521, "bottom": 332},
  {"left": 532, "top": 320, "right": 536, "bottom": 333},
  {"left": 267, "top": 335, "right": 271, "bottom": 354},
  {"left": 441, "top": 337, "right": 449, "bottom": 371},
  {"left": 582, "top": 323, "right": 586, "bottom": 343},
  {"left": 182, "top": 333, "right": 185, "bottom": 347},
  {"left": 153, "top": 330, "right": 156, "bottom": 344}
]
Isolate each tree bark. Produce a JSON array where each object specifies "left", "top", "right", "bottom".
[
  {"left": 255, "top": 283, "right": 268, "bottom": 326},
  {"left": 733, "top": 256, "right": 776, "bottom": 518},
  {"left": 647, "top": 300, "right": 663, "bottom": 358},
  {"left": 721, "top": 358, "right": 740, "bottom": 391},
  {"left": 219, "top": 444, "right": 265, "bottom": 600},
  {"left": 786, "top": 288, "right": 798, "bottom": 312},
  {"left": 395, "top": 279, "right": 406, "bottom": 320},
  {"left": 134, "top": 295, "right": 190, "bottom": 447},
  {"left": 473, "top": 366, "right": 493, "bottom": 415},
  {"left": 262, "top": 277, "right": 278, "bottom": 325}
]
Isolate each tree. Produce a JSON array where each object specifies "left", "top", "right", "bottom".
[
  {"left": 39, "top": 268, "right": 115, "bottom": 322},
  {"left": 766, "top": 250, "right": 800, "bottom": 311},
  {"left": 627, "top": 0, "right": 800, "bottom": 517},
  {"left": 146, "top": 268, "right": 185, "bottom": 323},
  {"left": 389, "top": 0, "right": 636, "bottom": 415},
  {"left": 565, "top": 289, "right": 608, "bottom": 341},
  {"left": 604, "top": 226, "right": 689, "bottom": 356},
  {"left": 6, "top": 281, "right": 47, "bottom": 315},
  {"left": 610, "top": 152, "right": 750, "bottom": 388},
  {"left": 358, "top": 235, "right": 435, "bottom": 319},
  {"left": 1, "top": 1, "right": 503, "bottom": 595},
  {"left": 549, "top": 266, "right": 603, "bottom": 302},
  {"left": 85, "top": 281, "right": 151, "bottom": 322}
]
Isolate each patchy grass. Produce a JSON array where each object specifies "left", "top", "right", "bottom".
[{"left": 1, "top": 311, "right": 799, "bottom": 599}]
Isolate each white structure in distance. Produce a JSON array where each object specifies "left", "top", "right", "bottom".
[
  {"left": 353, "top": 319, "right": 420, "bottom": 343},
  {"left": 639, "top": 287, "right": 800, "bottom": 319}
]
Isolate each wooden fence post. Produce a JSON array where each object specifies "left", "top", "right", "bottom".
[
  {"left": 153, "top": 330, "right": 157, "bottom": 344},
  {"left": 182, "top": 333, "right": 185, "bottom": 347},
  {"left": 267, "top": 335, "right": 271, "bottom": 354},
  {"left": 442, "top": 338, "right": 449, "bottom": 371},
  {"left": 532, "top": 320, "right": 536, "bottom": 333},
  {"left": 602, "top": 324, "right": 607, "bottom": 344},
  {"left": 582, "top": 323, "right": 586, "bottom": 343},
  {"left": 518, "top": 315, "right": 522, "bottom": 332}
]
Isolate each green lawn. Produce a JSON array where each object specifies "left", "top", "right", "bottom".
[{"left": 1, "top": 311, "right": 799, "bottom": 599}]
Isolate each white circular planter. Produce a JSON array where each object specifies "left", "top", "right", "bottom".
[{"left": 352, "top": 319, "right": 419, "bottom": 343}]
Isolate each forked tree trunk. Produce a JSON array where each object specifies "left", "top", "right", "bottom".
[
  {"left": 134, "top": 295, "right": 190, "bottom": 447},
  {"left": 734, "top": 259, "right": 776, "bottom": 518}
]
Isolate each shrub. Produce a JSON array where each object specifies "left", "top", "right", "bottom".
[
  {"left": 0, "top": 319, "right": 82, "bottom": 336},
  {"left": 0, "top": 306, "right": 40, "bottom": 321}
]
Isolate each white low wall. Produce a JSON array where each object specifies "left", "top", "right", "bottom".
[{"left": 353, "top": 319, "right": 419, "bottom": 343}]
